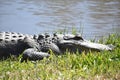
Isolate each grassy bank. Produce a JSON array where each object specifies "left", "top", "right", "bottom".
[{"left": 0, "top": 34, "right": 120, "bottom": 80}]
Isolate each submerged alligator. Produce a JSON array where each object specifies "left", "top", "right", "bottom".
[{"left": 0, "top": 32, "right": 114, "bottom": 62}]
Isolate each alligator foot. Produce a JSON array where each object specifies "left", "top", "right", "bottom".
[{"left": 21, "top": 48, "right": 50, "bottom": 62}]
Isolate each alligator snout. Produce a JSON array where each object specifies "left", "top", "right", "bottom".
[{"left": 57, "top": 38, "right": 114, "bottom": 53}]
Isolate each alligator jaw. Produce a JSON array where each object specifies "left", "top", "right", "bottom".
[
  {"left": 59, "top": 40, "right": 114, "bottom": 52},
  {"left": 76, "top": 40, "right": 115, "bottom": 51}
]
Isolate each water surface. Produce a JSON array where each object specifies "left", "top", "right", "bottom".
[{"left": 0, "top": 0, "right": 120, "bottom": 39}]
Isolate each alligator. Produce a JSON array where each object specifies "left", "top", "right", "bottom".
[{"left": 0, "top": 32, "right": 114, "bottom": 62}]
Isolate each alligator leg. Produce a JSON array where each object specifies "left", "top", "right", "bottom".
[{"left": 21, "top": 48, "right": 50, "bottom": 62}]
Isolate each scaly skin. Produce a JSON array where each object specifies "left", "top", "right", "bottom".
[
  {"left": 0, "top": 32, "right": 50, "bottom": 61},
  {"left": 0, "top": 32, "right": 114, "bottom": 62}
]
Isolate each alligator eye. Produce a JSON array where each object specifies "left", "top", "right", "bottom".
[{"left": 73, "top": 36, "right": 83, "bottom": 40}]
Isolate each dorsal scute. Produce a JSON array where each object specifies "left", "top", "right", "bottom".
[
  {"left": 0, "top": 32, "right": 33, "bottom": 42},
  {"left": 38, "top": 34, "right": 45, "bottom": 40}
]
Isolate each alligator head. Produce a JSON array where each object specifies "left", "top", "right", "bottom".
[
  {"left": 36, "top": 33, "right": 114, "bottom": 54},
  {"left": 54, "top": 33, "right": 115, "bottom": 53}
]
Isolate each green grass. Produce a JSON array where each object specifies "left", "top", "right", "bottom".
[{"left": 0, "top": 34, "right": 120, "bottom": 80}]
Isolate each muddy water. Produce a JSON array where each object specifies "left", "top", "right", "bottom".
[{"left": 0, "top": 0, "right": 120, "bottom": 39}]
